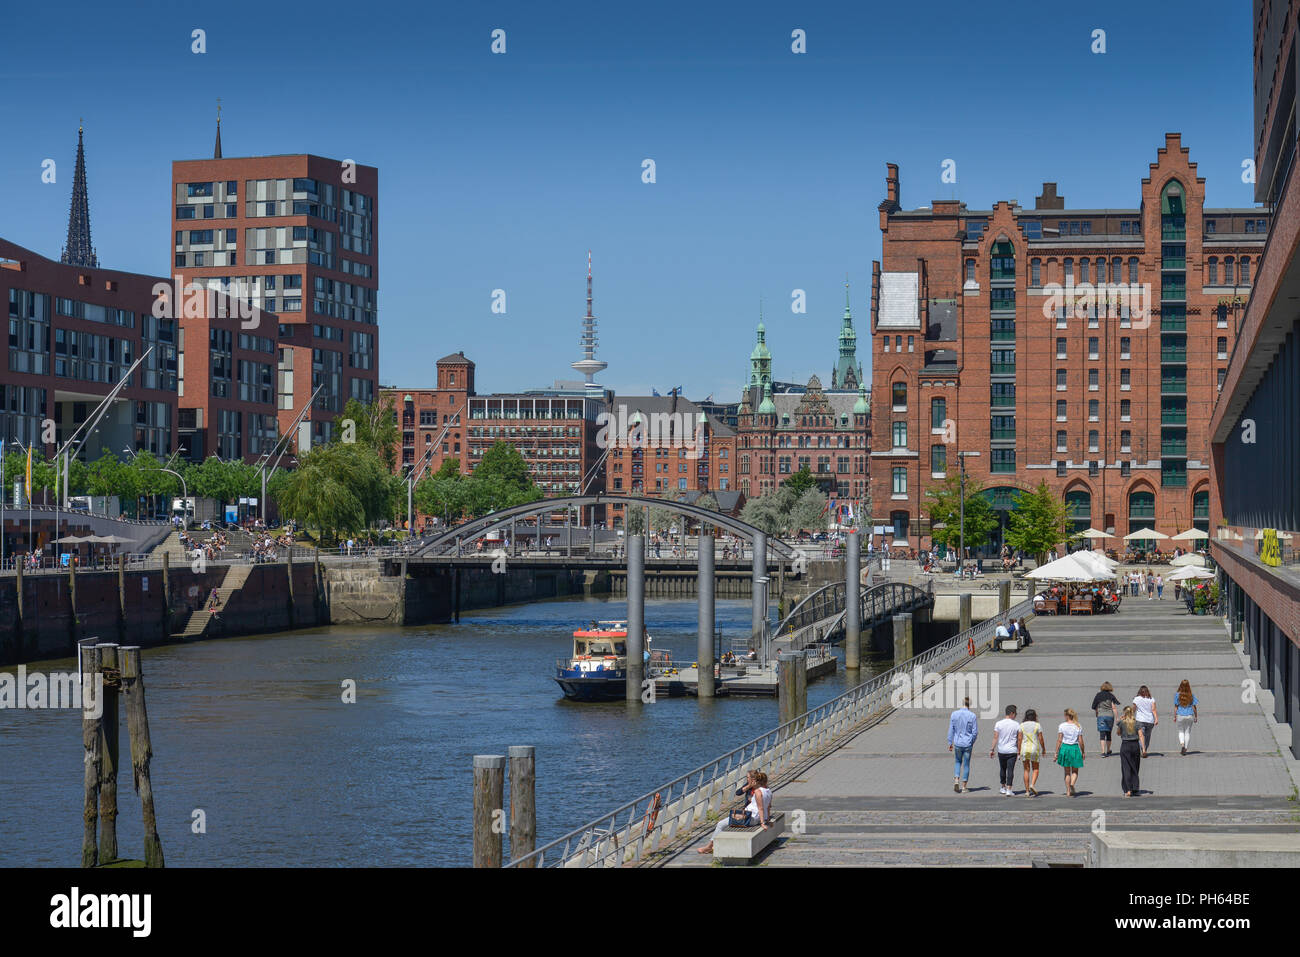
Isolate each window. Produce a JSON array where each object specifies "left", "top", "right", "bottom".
[
  {"left": 1088, "top": 337, "right": 1099, "bottom": 359},
  {"left": 1120, "top": 430, "right": 1131, "bottom": 452},
  {"left": 1205, "top": 219, "right": 1216, "bottom": 234},
  {"left": 1056, "top": 399, "right": 1067, "bottom": 421},
  {"left": 931, "top": 397, "right": 947, "bottom": 431},
  {"left": 1120, "top": 336, "right": 1131, "bottom": 359},
  {"left": 891, "top": 381, "right": 907, "bottom": 410},
  {"left": 1217, "top": 368, "right": 1227, "bottom": 391},
  {"left": 1241, "top": 257, "right": 1250, "bottom": 283},
  {"left": 1056, "top": 369, "right": 1068, "bottom": 391},
  {"left": 1031, "top": 259, "right": 1041, "bottom": 286},
  {"left": 966, "top": 219, "right": 986, "bottom": 240},
  {"left": 1088, "top": 369, "right": 1099, "bottom": 391},
  {"left": 1121, "top": 369, "right": 1131, "bottom": 391},
  {"left": 990, "top": 449, "right": 1015, "bottom": 473},
  {"left": 1056, "top": 430, "right": 1067, "bottom": 452},
  {"left": 1088, "top": 399, "right": 1099, "bottom": 421},
  {"left": 1216, "top": 305, "right": 1228, "bottom": 328},
  {"left": 892, "top": 421, "right": 907, "bottom": 449},
  {"left": 1128, "top": 258, "right": 1138, "bottom": 283},
  {"left": 1121, "top": 399, "right": 1131, "bottom": 421},
  {"left": 1080, "top": 258, "right": 1090, "bottom": 283},
  {"left": 1022, "top": 220, "right": 1042, "bottom": 239},
  {"left": 1223, "top": 257, "right": 1234, "bottom": 284},
  {"left": 1056, "top": 337, "right": 1067, "bottom": 359},
  {"left": 1207, "top": 257, "right": 1217, "bottom": 284},
  {"left": 931, "top": 445, "right": 947, "bottom": 475},
  {"left": 907, "top": 335, "right": 914, "bottom": 353},
  {"left": 895, "top": 336, "right": 902, "bottom": 351},
  {"left": 965, "top": 259, "right": 976, "bottom": 283},
  {"left": 1064, "top": 258, "right": 1074, "bottom": 282},
  {"left": 883, "top": 335, "right": 890, "bottom": 352},
  {"left": 991, "top": 383, "right": 1016, "bottom": 406},
  {"left": 1088, "top": 430, "right": 1099, "bottom": 453},
  {"left": 1217, "top": 337, "right": 1227, "bottom": 359},
  {"left": 892, "top": 467, "right": 907, "bottom": 495},
  {"left": 1096, "top": 258, "right": 1107, "bottom": 283}
]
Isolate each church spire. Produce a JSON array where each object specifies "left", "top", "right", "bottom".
[
  {"left": 60, "top": 122, "right": 99, "bottom": 268},
  {"left": 832, "top": 278, "right": 860, "bottom": 390},
  {"left": 214, "top": 98, "right": 223, "bottom": 159}
]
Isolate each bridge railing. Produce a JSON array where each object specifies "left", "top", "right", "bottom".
[{"left": 506, "top": 595, "right": 1033, "bottom": 868}]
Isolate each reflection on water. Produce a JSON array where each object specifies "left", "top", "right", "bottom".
[{"left": 0, "top": 596, "right": 886, "bottom": 866}]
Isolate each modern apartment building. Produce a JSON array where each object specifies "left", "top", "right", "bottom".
[
  {"left": 870, "top": 137, "right": 1267, "bottom": 550},
  {"left": 1207, "top": 0, "right": 1300, "bottom": 754},
  {"left": 170, "top": 148, "right": 378, "bottom": 458}
]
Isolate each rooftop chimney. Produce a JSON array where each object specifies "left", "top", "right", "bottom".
[{"left": 1035, "top": 182, "right": 1065, "bottom": 210}]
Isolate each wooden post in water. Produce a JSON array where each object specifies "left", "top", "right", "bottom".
[
  {"left": 508, "top": 745, "right": 536, "bottom": 866},
  {"left": 286, "top": 547, "right": 295, "bottom": 628},
  {"left": 80, "top": 640, "right": 102, "bottom": 867},
  {"left": 161, "top": 552, "right": 170, "bottom": 634},
  {"left": 959, "top": 592, "right": 972, "bottom": 634},
  {"left": 998, "top": 580, "right": 1011, "bottom": 617},
  {"left": 777, "top": 651, "right": 806, "bottom": 733},
  {"left": 473, "top": 754, "right": 505, "bottom": 867},
  {"left": 14, "top": 558, "right": 24, "bottom": 644},
  {"left": 120, "top": 646, "right": 165, "bottom": 867},
  {"left": 117, "top": 554, "right": 127, "bottom": 643},
  {"left": 68, "top": 560, "right": 78, "bottom": 644},
  {"left": 95, "top": 643, "right": 120, "bottom": 863}
]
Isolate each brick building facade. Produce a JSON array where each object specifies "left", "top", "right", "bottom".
[{"left": 870, "top": 136, "right": 1267, "bottom": 551}]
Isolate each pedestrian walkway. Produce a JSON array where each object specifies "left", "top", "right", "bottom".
[{"left": 662, "top": 597, "right": 1299, "bottom": 866}]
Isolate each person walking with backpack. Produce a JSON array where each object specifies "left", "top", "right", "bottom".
[
  {"left": 1092, "top": 681, "right": 1120, "bottom": 757},
  {"left": 990, "top": 705, "right": 1020, "bottom": 796},
  {"left": 947, "top": 697, "right": 979, "bottom": 793},
  {"left": 1173, "top": 679, "right": 1199, "bottom": 755}
]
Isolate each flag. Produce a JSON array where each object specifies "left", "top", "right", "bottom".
[{"left": 651, "top": 388, "right": 660, "bottom": 397}]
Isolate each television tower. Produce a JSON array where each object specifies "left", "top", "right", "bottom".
[{"left": 571, "top": 251, "right": 607, "bottom": 392}]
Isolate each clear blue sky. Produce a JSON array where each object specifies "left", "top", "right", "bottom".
[{"left": 0, "top": 0, "right": 1257, "bottom": 400}]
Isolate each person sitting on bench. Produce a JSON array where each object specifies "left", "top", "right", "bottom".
[{"left": 698, "top": 771, "right": 772, "bottom": 853}]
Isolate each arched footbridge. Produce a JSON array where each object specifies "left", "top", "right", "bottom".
[{"left": 773, "top": 578, "right": 935, "bottom": 653}]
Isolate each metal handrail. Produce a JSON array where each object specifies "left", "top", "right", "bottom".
[{"left": 506, "top": 595, "right": 1033, "bottom": 868}]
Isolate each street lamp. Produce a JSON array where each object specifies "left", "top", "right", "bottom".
[{"left": 957, "top": 451, "right": 980, "bottom": 576}]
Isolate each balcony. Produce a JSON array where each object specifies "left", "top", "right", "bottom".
[
  {"left": 991, "top": 328, "right": 1016, "bottom": 342},
  {"left": 990, "top": 267, "right": 1016, "bottom": 281},
  {"left": 1160, "top": 316, "right": 1187, "bottom": 331},
  {"left": 1129, "top": 507, "right": 1156, "bottom": 520},
  {"left": 1161, "top": 225, "right": 1186, "bottom": 241},
  {"left": 1161, "top": 471, "right": 1188, "bottom": 488},
  {"left": 1160, "top": 283, "right": 1186, "bottom": 300},
  {"left": 1161, "top": 409, "right": 1188, "bottom": 425},
  {"left": 990, "top": 462, "right": 1016, "bottom": 474},
  {"left": 990, "top": 428, "right": 1016, "bottom": 440},
  {"left": 1160, "top": 379, "right": 1187, "bottom": 394},
  {"left": 990, "top": 362, "right": 1016, "bottom": 375},
  {"left": 1161, "top": 440, "right": 1187, "bottom": 456},
  {"left": 1160, "top": 348, "right": 1187, "bottom": 363}
]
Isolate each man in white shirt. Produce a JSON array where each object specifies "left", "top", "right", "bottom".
[
  {"left": 994, "top": 620, "right": 1014, "bottom": 651},
  {"left": 990, "top": 705, "right": 1020, "bottom": 795}
]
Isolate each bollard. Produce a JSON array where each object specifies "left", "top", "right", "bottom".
[
  {"left": 892, "top": 613, "right": 914, "bottom": 664},
  {"left": 845, "top": 532, "right": 861, "bottom": 670},
  {"left": 959, "top": 592, "right": 972, "bottom": 634},
  {"left": 998, "top": 580, "right": 1011, "bottom": 616},
  {"left": 626, "top": 535, "right": 645, "bottom": 701},
  {"left": 473, "top": 754, "right": 506, "bottom": 867},
  {"left": 508, "top": 746, "right": 536, "bottom": 867},
  {"left": 697, "top": 534, "right": 715, "bottom": 698}
]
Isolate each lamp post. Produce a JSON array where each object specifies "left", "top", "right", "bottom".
[{"left": 957, "top": 451, "right": 980, "bottom": 575}]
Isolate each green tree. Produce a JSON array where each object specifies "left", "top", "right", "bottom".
[
  {"left": 784, "top": 465, "right": 816, "bottom": 497},
  {"left": 740, "top": 485, "right": 798, "bottom": 537},
  {"left": 1004, "top": 480, "right": 1070, "bottom": 564},
  {"left": 790, "top": 488, "right": 829, "bottom": 532},
  {"left": 276, "top": 443, "right": 395, "bottom": 541},
  {"left": 474, "top": 442, "right": 534, "bottom": 492},
  {"left": 338, "top": 396, "right": 400, "bottom": 472},
  {"left": 925, "top": 474, "right": 998, "bottom": 551},
  {"left": 413, "top": 458, "right": 467, "bottom": 525}
]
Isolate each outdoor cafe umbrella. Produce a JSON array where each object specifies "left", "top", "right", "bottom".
[
  {"left": 1171, "top": 552, "right": 1208, "bottom": 567},
  {"left": 1077, "top": 528, "right": 1110, "bottom": 540},
  {"left": 1027, "top": 553, "right": 1115, "bottom": 582},
  {"left": 1167, "top": 565, "right": 1215, "bottom": 581},
  {"left": 1171, "top": 528, "right": 1209, "bottom": 541},
  {"left": 1122, "top": 527, "right": 1169, "bottom": 541},
  {"left": 1070, "top": 549, "right": 1116, "bottom": 575},
  {"left": 51, "top": 534, "right": 90, "bottom": 544}
]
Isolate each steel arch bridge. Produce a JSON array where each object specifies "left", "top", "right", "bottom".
[
  {"left": 773, "top": 578, "right": 935, "bottom": 652},
  {"left": 414, "top": 494, "right": 798, "bottom": 560}
]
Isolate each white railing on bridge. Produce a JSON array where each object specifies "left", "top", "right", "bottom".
[{"left": 506, "top": 595, "right": 1033, "bottom": 868}]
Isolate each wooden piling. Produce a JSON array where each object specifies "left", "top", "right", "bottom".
[
  {"left": 161, "top": 552, "right": 170, "bottom": 634},
  {"left": 508, "top": 745, "right": 536, "bottom": 866},
  {"left": 96, "top": 643, "right": 120, "bottom": 864},
  {"left": 117, "top": 554, "right": 127, "bottom": 643},
  {"left": 473, "top": 754, "right": 506, "bottom": 867},
  {"left": 68, "top": 561, "right": 78, "bottom": 644},
  {"left": 120, "top": 647, "right": 164, "bottom": 867},
  {"left": 14, "top": 559, "right": 23, "bottom": 644},
  {"left": 286, "top": 547, "right": 295, "bottom": 628},
  {"left": 80, "top": 641, "right": 102, "bottom": 867}
]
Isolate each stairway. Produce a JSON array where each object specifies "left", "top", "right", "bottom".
[
  {"left": 172, "top": 564, "right": 254, "bottom": 640},
  {"left": 152, "top": 527, "right": 258, "bottom": 563}
]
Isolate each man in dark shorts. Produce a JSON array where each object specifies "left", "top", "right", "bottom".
[{"left": 1092, "top": 681, "right": 1120, "bottom": 757}]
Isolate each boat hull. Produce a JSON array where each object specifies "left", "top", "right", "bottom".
[{"left": 555, "top": 673, "right": 629, "bottom": 701}]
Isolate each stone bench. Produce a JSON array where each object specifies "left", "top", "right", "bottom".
[
  {"left": 995, "top": 635, "right": 1023, "bottom": 653},
  {"left": 712, "top": 811, "right": 785, "bottom": 864}
]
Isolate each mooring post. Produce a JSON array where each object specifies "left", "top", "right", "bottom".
[
  {"left": 566, "top": 508, "right": 572, "bottom": 558},
  {"left": 68, "top": 560, "right": 78, "bottom": 644},
  {"left": 892, "top": 612, "right": 914, "bottom": 664},
  {"left": 453, "top": 565, "right": 461, "bottom": 622},
  {"left": 959, "top": 592, "right": 972, "bottom": 634},
  {"left": 508, "top": 745, "right": 536, "bottom": 866},
  {"left": 845, "top": 531, "right": 861, "bottom": 670},
  {"left": 998, "top": 579, "right": 1011, "bottom": 616},
  {"left": 117, "top": 554, "right": 127, "bottom": 643},
  {"left": 697, "top": 532, "right": 715, "bottom": 698},
  {"left": 15, "top": 558, "right": 24, "bottom": 642},
  {"left": 626, "top": 534, "right": 645, "bottom": 702},
  {"left": 777, "top": 650, "right": 807, "bottom": 733},
  {"left": 473, "top": 754, "right": 506, "bottom": 867},
  {"left": 161, "top": 551, "right": 170, "bottom": 634},
  {"left": 751, "top": 531, "right": 767, "bottom": 654},
  {"left": 95, "top": 643, "right": 121, "bottom": 864},
  {"left": 120, "top": 646, "right": 164, "bottom": 867},
  {"left": 80, "top": 640, "right": 102, "bottom": 867}
]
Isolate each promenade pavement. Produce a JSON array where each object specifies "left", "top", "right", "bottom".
[{"left": 664, "top": 595, "right": 1300, "bottom": 866}]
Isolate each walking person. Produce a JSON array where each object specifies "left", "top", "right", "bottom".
[
  {"left": 1017, "top": 709, "right": 1046, "bottom": 797},
  {"left": 1092, "top": 682, "right": 1121, "bottom": 757},
  {"left": 1133, "top": 685, "right": 1158, "bottom": 757},
  {"left": 1173, "top": 679, "right": 1199, "bottom": 756},
  {"left": 1056, "top": 709, "right": 1086, "bottom": 796},
  {"left": 1155, "top": 573, "right": 1164, "bottom": 600},
  {"left": 990, "top": 705, "right": 1020, "bottom": 796},
  {"left": 1117, "top": 705, "right": 1147, "bottom": 796},
  {"left": 947, "top": 697, "right": 979, "bottom": 793}
]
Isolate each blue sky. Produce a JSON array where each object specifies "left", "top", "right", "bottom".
[{"left": 0, "top": 0, "right": 1257, "bottom": 400}]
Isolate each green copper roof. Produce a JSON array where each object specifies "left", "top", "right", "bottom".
[
  {"left": 853, "top": 384, "right": 869, "bottom": 414},
  {"left": 758, "top": 381, "right": 776, "bottom": 414}
]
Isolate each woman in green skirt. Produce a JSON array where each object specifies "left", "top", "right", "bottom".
[{"left": 1056, "top": 708, "right": 1086, "bottom": 796}]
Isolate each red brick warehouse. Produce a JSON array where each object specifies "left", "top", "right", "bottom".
[{"left": 870, "top": 135, "right": 1266, "bottom": 552}]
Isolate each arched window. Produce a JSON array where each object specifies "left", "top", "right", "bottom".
[
  {"left": 1241, "top": 256, "right": 1250, "bottom": 284},
  {"left": 1224, "top": 256, "right": 1235, "bottom": 284},
  {"left": 1064, "top": 258, "right": 1074, "bottom": 282},
  {"left": 1065, "top": 489, "right": 1092, "bottom": 534},
  {"left": 1128, "top": 257, "right": 1139, "bottom": 283},
  {"left": 1031, "top": 258, "right": 1041, "bottom": 286},
  {"left": 1127, "top": 490, "right": 1155, "bottom": 525},
  {"left": 1207, "top": 257, "right": 1218, "bottom": 284},
  {"left": 1079, "top": 257, "right": 1090, "bottom": 283}
]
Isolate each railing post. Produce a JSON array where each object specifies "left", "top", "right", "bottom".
[
  {"left": 626, "top": 534, "right": 645, "bottom": 702},
  {"left": 473, "top": 754, "right": 506, "bottom": 868},
  {"left": 845, "top": 531, "right": 861, "bottom": 670}
]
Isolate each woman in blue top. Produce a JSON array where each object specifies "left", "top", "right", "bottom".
[{"left": 1174, "top": 679, "right": 1199, "bottom": 756}]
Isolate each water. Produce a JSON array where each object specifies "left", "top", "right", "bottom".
[{"left": 0, "top": 596, "right": 888, "bottom": 866}]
